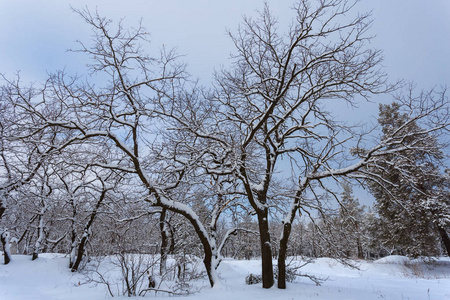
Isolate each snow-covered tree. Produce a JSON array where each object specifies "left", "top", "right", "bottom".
[
  {"left": 0, "top": 231, "right": 12, "bottom": 264},
  {"left": 335, "top": 184, "right": 365, "bottom": 258},
  {"left": 0, "top": 8, "right": 243, "bottom": 287},
  {"left": 208, "top": 0, "right": 390, "bottom": 288},
  {"left": 426, "top": 169, "right": 450, "bottom": 255},
  {"left": 365, "top": 97, "right": 449, "bottom": 257},
  {"left": 1, "top": 0, "right": 449, "bottom": 291}
]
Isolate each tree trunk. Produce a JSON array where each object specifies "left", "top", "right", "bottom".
[
  {"left": 72, "top": 189, "right": 105, "bottom": 271},
  {"left": 356, "top": 236, "right": 364, "bottom": 259},
  {"left": 154, "top": 201, "right": 219, "bottom": 287},
  {"left": 278, "top": 204, "right": 299, "bottom": 289},
  {"left": 0, "top": 190, "right": 6, "bottom": 220},
  {"left": 203, "top": 249, "right": 221, "bottom": 288},
  {"left": 69, "top": 227, "right": 77, "bottom": 269},
  {"left": 437, "top": 226, "right": 450, "bottom": 257},
  {"left": 69, "top": 242, "right": 77, "bottom": 269},
  {"left": 71, "top": 232, "right": 88, "bottom": 271},
  {"left": 277, "top": 222, "right": 291, "bottom": 289},
  {"left": 1, "top": 231, "right": 12, "bottom": 264},
  {"left": 32, "top": 213, "right": 46, "bottom": 261},
  {"left": 159, "top": 208, "right": 170, "bottom": 275},
  {"left": 195, "top": 230, "right": 220, "bottom": 288},
  {"left": 69, "top": 196, "right": 77, "bottom": 269},
  {"left": 256, "top": 209, "right": 273, "bottom": 288}
]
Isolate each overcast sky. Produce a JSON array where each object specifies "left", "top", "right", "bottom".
[
  {"left": 0, "top": 0, "right": 449, "bottom": 125},
  {"left": 1, "top": 0, "right": 449, "bottom": 86},
  {"left": 1, "top": 0, "right": 448, "bottom": 203}
]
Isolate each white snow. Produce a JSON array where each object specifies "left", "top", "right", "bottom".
[
  {"left": 1, "top": 254, "right": 449, "bottom": 300},
  {"left": 373, "top": 255, "right": 410, "bottom": 264},
  {"left": 0, "top": 253, "right": 105, "bottom": 300}
]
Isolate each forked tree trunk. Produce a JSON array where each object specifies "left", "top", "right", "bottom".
[
  {"left": 71, "top": 189, "right": 106, "bottom": 271},
  {"left": 155, "top": 201, "right": 220, "bottom": 288},
  {"left": 197, "top": 230, "right": 220, "bottom": 288},
  {"left": 71, "top": 232, "right": 89, "bottom": 271},
  {"left": 203, "top": 246, "right": 222, "bottom": 288}
]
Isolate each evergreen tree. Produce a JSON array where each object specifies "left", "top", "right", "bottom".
[
  {"left": 367, "top": 102, "right": 447, "bottom": 257},
  {"left": 337, "top": 184, "right": 365, "bottom": 258}
]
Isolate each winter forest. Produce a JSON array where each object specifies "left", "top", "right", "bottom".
[{"left": 1, "top": 0, "right": 449, "bottom": 299}]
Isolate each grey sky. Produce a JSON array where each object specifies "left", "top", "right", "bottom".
[
  {"left": 1, "top": 0, "right": 449, "bottom": 89},
  {"left": 0, "top": 0, "right": 449, "bottom": 133},
  {"left": 1, "top": 0, "right": 448, "bottom": 204}
]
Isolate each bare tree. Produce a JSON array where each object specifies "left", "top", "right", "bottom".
[
  {"left": 0, "top": 8, "right": 236, "bottom": 287},
  {"left": 1, "top": 1, "right": 448, "bottom": 291},
  {"left": 70, "top": 171, "right": 119, "bottom": 271},
  {"left": 0, "top": 88, "right": 51, "bottom": 221},
  {"left": 196, "top": 0, "right": 450, "bottom": 289},
  {"left": 207, "top": 0, "right": 390, "bottom": 288}
]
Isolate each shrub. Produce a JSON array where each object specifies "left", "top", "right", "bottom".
[
  {"left": 245, "top": 273, "right": 262, "bottom": 285},
  {"left": 274, "top": 266, "right": 297, "bottom": 283}
]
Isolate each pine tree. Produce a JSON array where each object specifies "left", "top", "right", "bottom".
[
  {"left": 338, "top": 184, "right": 365, "bottom": 258},
  {"left": 367, "top": 102, "right": 447, "bottom": 257}
]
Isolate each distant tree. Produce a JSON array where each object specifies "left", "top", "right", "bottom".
[
  {"left": 360, "top": 207, "right": 385, "bottom": 258},
  {"left": 336, "top": 184, "right": 365, "bottom": 258},
  {"left": 426, "top": 169, "right": 450, "bottom": 256},
  {"left": 0, "top": 94, "right": 50, "bottom": 221}
]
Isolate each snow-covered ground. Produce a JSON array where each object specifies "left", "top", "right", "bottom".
[{"left": 0, "top": 253, "right": 449, "bottom": 300}]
